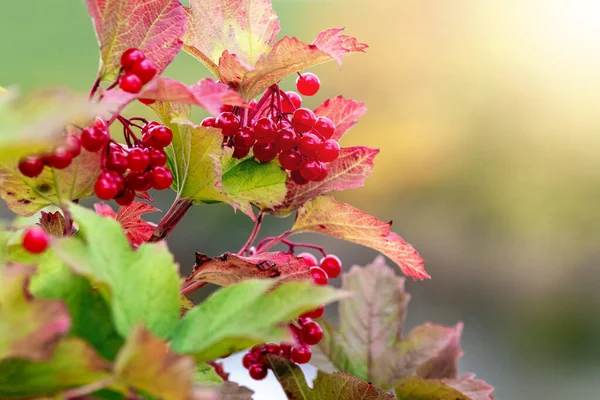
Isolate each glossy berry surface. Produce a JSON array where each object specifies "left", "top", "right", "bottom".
[
  {"left": 115, "top": 188, "right": 135, "bottom": 206},
  {"left": 318, "top": 139, "right": 340, "bottom": 162},
  {"left": 119, "top": 73, "right": 143, "bottom": 94},
  {"left": 296, "top": 73, "right": 321, "bottom": 96},
  {"left": 290, "top": 345, "right": 312, "bottom": 364},
  {"left": 314, "top": 116, "right": 335, "bottom": 139},
  {"left": 301, "top": 305, "right": 325, "bottom": 319},
  {"left": 18, "top": 156, "right": 44, "bottom": 178},
  {"left": 232, "top": 146, "right": 251, "bottom": 159},
  {"left": 65, "top": 135, "right": 82, "bottom": 157},
  {"left": 253, "top": 142, "right": 278, "bottom": 163},
  {"left": 299, "top": 160, "right": 323, "bottom": 181},
  {"left": 254, "top": 118, "right": 276, "bottom": 143},
  {"left": 94, "top": 175, "right": 120, "bottom": 200},
  {"left": 297, "top": 133, "right": 321, "bottom": 160},
  {"left": 216, "top": 112, "right": 240, "bottom": 136},
  {"left": 233, "top": 127, "right": 255, "bottom": 149},
  {"left": 81, "top": 127, "right": 109, "bottom": 152},
  {"left": 149, "top": 125, "right": 173, "bottom": 148},
  {"left": 278, "top": 150, "right": 303, "bottom": 171},
  {"left": 320, "top": 255, "right": 342, "bottom": 278},
  {"left": 290, "top": 169, "right": 308, "bottom": 185},
  {"left": 149, "top": 148, "right": 167, "bottom": 167},
  {"left": 106, "top": 150, "right": 128, "bottom": 174},
  {"left": 121, "top": 48, "right": 145, "bottom": 70},
  {"left": 45, "top": 148, "right": 73, "bottom": 170},
  {"left": 292, "top": 108, "right": 317, "bottom": 133},
  {"left": 275, "top": 127, "right": 296, "bottom": 152},
  {"left": 201, "top": 117, "right": 217, "bottom": 127},
  {"left": 22, "top": 226, "right": 50, "bottom": 254},
  {"left": 127, "top": 172, "right": 151, "bottom": 191},
  {"left": 301, "top": 320, "right": 323, "bottom": 345},
  {"left": 131, "top": 58, "right": 157, "bottom": 84},
  {"left": 297, "top": 252, "right": 318, "bottom": 267},
  {"left": 127, "top": 148, "right": 150, "bottom": 172},
  {"left": 282, "top": 91, "right": 302, "bottom": 113},
  {"left": 310, "top": 266, "right": 329, "bottom": 285},
  {"left": 248, "top": 364, "right": 268, "bottom": 380},
  {"left": 151, "top": 166, "right": 173, "bottom": 190}
]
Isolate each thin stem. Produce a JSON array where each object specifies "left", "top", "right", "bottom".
[
  {"left": 248, "top": 86, "right": 275, "bottom": 121},
  {"left": 62, "top": 206, "right": 73, "bottom": 236},
  {"left": 238, "top": 211, "right": 264, "bottom": 255},
  {"left": 255, "top": 230, "right": 294, "bottom": 253},
  {"left": 148, "top": 197, "right": 193, "bottom": 243},
  {"left": 181, "top": 280, "right": 208, "bottom": 295},
  {"left": 89, "top": 77, "right": 101, "bottom": 101},
  {"left": 280, "top": 239, "right": 327, "bottom": 256},
  {"left": 62, "top": 378, "right": 114, "bottom": 399}
]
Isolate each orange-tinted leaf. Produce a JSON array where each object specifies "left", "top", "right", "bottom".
[
  {"left": 270, "top": 146, "right": 378, "bottom": 216},
  {"left": 39, "top": 211, "right": 66, "bottom": 237},
  {"left": 407, "top": 323, "right": 464, "bottom": 380},
  {"left": 314, "top": 96, "right": 367, "bottom": 141},
  {"left": 183, "top": 0, "right": 280, "bottom": 75},
  {"left": 312, "top": 28, "right": 369, "bottom": 66},
  {"left": 94, "top": 202, "right": 158, "bottom": 246},
  {"left": 87, "top": 0, "right": 185, "bottom": 81},
  {"left": 0, "top": 265, "right": 71, "bottom": 362},
  {"left": 219, "top": 51, "right": 250, "bottom": 91},
  {"left": 188, "top": 251, "right": 311, "bottom": 287},
  {"left": 292, "top": 196, "right": 428, "bottom": 280},
  {"left": 444, "top": 374, "right": 495, "bottom": 400}
]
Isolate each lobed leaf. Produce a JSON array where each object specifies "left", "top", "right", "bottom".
[
  {"left": 293, "top": 196, "right": 429, "bottom": 279},
  {"left": 187, "top": 251, "right": 311, "bottom": 287},
  {"left": 95, "top": 201, "right": 158, "bottom": 247},
  {"left": 170, "top": 280, "right": 344, "bottom": 362},
  {"left": 87, "top": 0, "right": 186, "bottom": 81},
  {"left": 39, "top": 211, "right": 66, "bottom": 237},
  {"left": 395, "top": 375, "right": 494, "bottom": 400},
  {"left": 314, "top": 96, "right": 367, "bottom": 141},
  {"left": 312, "top": 28, "right": 369, "bottom": 66},
  {"left": 443, "top": 374, "right": 495, "bottom": 400}
]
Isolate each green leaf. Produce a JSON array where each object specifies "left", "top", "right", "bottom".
[
  {"left": 114, "top": 326, "right": 196, "bottom": 400},
  {"left": 0, "top": 264, "right": 71, "bottom": 362},
  {"left": 395, "top": 376, "right": 494, "bottom": 400},
  {"left": 170, "top": 280, "right": 345, "bottom": 362},
  {"left": 0, "top": 129, "right": 102, "bottom": 216},
  {"left": 194, "top": 363, "right": 224, "bottom": 385},
  {"left": 0, "top": 338, "right": 112, "bottom": 399},
  {"left": 52, "top": 204, "right": 181, "bottom": 339},
  {"left": 267, "top": 355, "right": 395, "bottom": 400}
]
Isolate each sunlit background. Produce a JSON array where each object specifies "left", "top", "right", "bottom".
[{"left": 2, "top": 0, "right": 600, "bottom": 398}]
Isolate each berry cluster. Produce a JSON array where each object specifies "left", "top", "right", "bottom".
[
  {"left": 118, "top": 48, "right": 157, "bottom": 94},
  {"left": 18, "top": 134, "right": 83, "bottom": 178},
  {"left": 242, "top": 252, "right": 342, "bottom": 380},
  {"left": 90, "top": 119, "right": 174, "bottom": 206},
  {"left": 204, "top": 73, "right": 340, "bottom": 185}
]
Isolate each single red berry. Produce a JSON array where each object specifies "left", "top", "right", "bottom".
[
  {"left": 22, "top": 226, "right": 50, "bottom": 254},
  {"left": 106, "top": 150, "right": 128, "bottom": 174},
  {"left": 149, "top": 148, "right": 167, "bottom": 167},
  {"left": 81, "top": 127, "right": 109, "bottom": 152},
  {"left": 282, "top": 91, "right": 302, "bottom": 113},
  {"left": 292, "top": 108, "right": 317, "bottom": 133},
  {"left": 313, "top": 117, "right": 335, "bottom": 139},
  {"left": 301, "top": 320, "right": 323, "bottom": 345},
  {"left": 290, "top": 345, "right": 312, "bottom": 364},
  {"left": 296, "top": 73, "right": 321, "bottom": 96},
  {"left": 233, "top": 127, "right": 255, "bottom": 149},
  {"left": 279, "top": 343, "right": 292, "bottom": 359},
  {"left": 233, "top": 146, "right": 250, "bottom": 159},
  {"left": 94, "top": 175, "right": 120, "bottom": 200},
  {"left": 149, "top": 125, "right": 173, "bottom": 148},
  {"left": 242, "top": 352, "right": 259, "bottom": 369},
  {"left": 121, "top": 48, "right": 146, "bottom": 70},
  {"left": 310, "top": 266, "right": 329, "bottom": 285},
  {"left": 127, "top": 147, "right": 150, "bottom": 172},
  {"left": 131, "top": 58, "right": 157, "bottom": 84},
  {"left": 265, "top": 343, "right": 281, "bottom": 355},
  {"left": 141, "top": 121, "right": 160, "bottom": 136},
  {"left": 318, "top": 139, "right": 340, "bottom": 163},
  {"left": 119, "top": 72, "right": 143, "bottom": 94},
  {"left": 115, "top": 188, "right": 135, "bottom": 206},
  {"left": 278, "top": 150, "right": 303, "bottom": 171},
  {"left": 201, "top": 117, "right": 217, "bottom": 128},
  {"left": 139, "top": 98, "right": 156, "bottom": 105},
  {"left": 301, "top": 305, "right": 325, "bottom": 319},
  {"left": 297, "top": 133, "right": 321, "bottom": 160},
  {"left": 65, "top": 135, "right": 82, "bottom": 157},
  {"left": 151, "top": 166, "right": 173, "bottom": 190},
  {"left": 216, "top": 112, "right": 240, "bottom": 136},
  {"left": 46, "top": 147, "right": 73, "bottom": 170},
  {"left": 314, "top": 163, "right": 328, "bottom": 182},
  {"left": 297, "top": 252, "right": 318, "bottom": 267},
  {"left": 104, "top": 170, "right": 125, "bottom": 192},
  {"left": 253, "top": 118, "right": 276, "bottom": 143},
  {"left": 290, "top": 169, "right": 308, "bottom": 185},
  {"left": 249, "top": 364, "right": 268, "bottom": 380},
  {"left": 299, "top": 160, "right": 324, "bottom": 181},
  {"left": 275, "top": 127, "right": 297, "bottom": 152},
  {"left": 18, "top": 156, "right": 44, "bottom": 178},
  {"left": 220, "top": 104, "right": 234, "bottom": 113},
  {"left": 320, "top": 255, "right": 342, "bottom": 278},
  {"left": 127, "top": 171, "right": 151, "bottom": 191},
  {"left": 253, "top": 142, "right": 278, "bottom": 163}
]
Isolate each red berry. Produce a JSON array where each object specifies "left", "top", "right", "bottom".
[
  {"left": 301, "top": 321, "right": 323, "bottom": 345},
  {"left": 127, "top": 171, "right": 151, "bottom": 191},
  {"left": 233, "top": 146, "right": 250, "bottom": 159},
  {"left": 296, "top": 73, "right": 321, "bottom": 96},
  {"left": 149, "top": 148, "right": 167, "bottom": 167},
  {"left": 65, "top": 135, "right": 82, "bottom": 157},
  {"left": 151, "top": 166, "right": 173, "bottom": 190},
  {"left": 282, "top": 91, "right": 302, "bottom": 113},
  {"left": 139, "top": 98, "right": 156, "bottom": 105},
  {"left": 94, "top": 175, "right": 120, "bottom": 200},
  {"left": 119, "top": 73, "right": 143, "bottom": 94},
  {"left": 290, "top": 345, "right": 312, "bottom": 364},
  {"left": 297, "top": 252, "right": 318, "bottom": 267},
  {"left": 221, "top": 104, "right": 234, "bottom": 113},
  {"left": 299, "top": 160, "right": 323, "bottom": 181},
  {"left": 320, "top": 255, "right": 342, "bottom": 278},
  {"left": 297, "top": 133, "right": 321, "bottom": 160},
  {"left": 233, "top": 127, "right": 255, "bottom": 149},
  {"left": 81, "top": 127, "right": 109, "bottom": 152},
  {"left": 127, "top": 147, "right": 150, "bottom": 172},
  {"left": 149, "top": 125, "right": 173, "bottom": 148},
  {"left": 248, "top": 364, "right": 268, "bottom": 380},
  {"left": 265, "top": 343, "right": 281, "bottom": 355},
  {"left": 131, "top": 58, "right": 157, "bottom": 84},
  {"left": 314, "top": 116, "right": 335, "bottom": 139},
  {"left": 275, "top": 127, "right": 296, "bottom": 152},
  {"left": 253, "top": 118, "right": 276, "bottom": 143},
  {"left": 18, "top": 156, "right": 44, "bottom": 178},
  {"left": 310, "top": 267, "right": 329, "bottom": 285},
  {"left": 292, "top": 108, "right": 317, "bottom": 133},
  {"left": 242, "top": 352, "right": 259, "bottom": 369},
  {"left": 313, "top": 163, "right": 328, "bottom": 182},
  {"left": 253, "top": 142, "right": 278, "bottom": 163},
  {"left": 106, "top": 150, "right": 128, "bottom": 174},
  {"left": 290, "top": 169, "right": 308, "bottom": 185},
  {"left": 318, "top": 139, "right": 340, "bottom": 163},
  {"left": 22, "top": 226, "right": 50, "bottom": 254},
  {"left": 46, "top": 148, "right": 73, "bottom": 170},
  {"left": 201, "top": 117, "right": 217, "bottom": 127},
  {"left": 121, "top": 48, "right": 146, "bottom": 70},
  {"left": 115, "top": 188, "right": 135, "bottom": 206},
  {"left": 104, "top": 170, "right": 125, "bottom": 191},
  {"left": 301, "top": 305, "right": 325, "bottom": 319},
  {"left": 141, "top": 121, "right": 160, "bottom": 136},
  {"left": 216, "top": 112, "right": 240, "bottom": 136},
  {"left": 278, "top": 150, "right": 303, "bottom": 171}
]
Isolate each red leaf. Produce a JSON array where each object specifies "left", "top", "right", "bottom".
[
  {"left": 312, "top": 28, "right": 369, "bottom": 66},
  {"left": 219, "top": 51, "right": 250, "bottom": 91},
  {"left": 39, "top": 211, "right": 66, "bottom": 237},
  {"left": 87, "top": 0, "right": 186, "bottom": 81},
  {"left": 94, "top": 202, "right": 159, "bottom": 246},
  {"left": 292, "top": 196, "right": 428, "bottom": 280},
  {"left": 188, "top": 251, "right": 312, "bottom": 287},
  {"left": 314, "top": 96, "right": 367, "bottom": 141},
  {"left": 407, "top": 323, "right": 464, "bottom": 379},
  {"left": 270, "top": 146, "right": 379, "bottom": 216},
  {"left": 445, "top": 374, "right": 495, "bottom": 400}
]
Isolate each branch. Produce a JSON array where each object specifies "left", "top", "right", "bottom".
[
  {"left": 148, "top": 197, "right": 193, "bottom": 243},
  {"left": 238, "top": 211, "right": 264, "bottom": 255},
  {"left": 255, "top": 230, "right": 294, "bottom": 254},
  {"left": 181, "top": 280, "right": 208, "bottom": 295}
]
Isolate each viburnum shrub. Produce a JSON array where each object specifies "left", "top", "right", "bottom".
[{"left": 0, "top": 0, "right": 494, "bottom": 399}]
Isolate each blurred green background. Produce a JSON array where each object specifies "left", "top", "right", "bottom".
[{"left": 2, "top": 0, "right": 600, "bottom": 398}]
